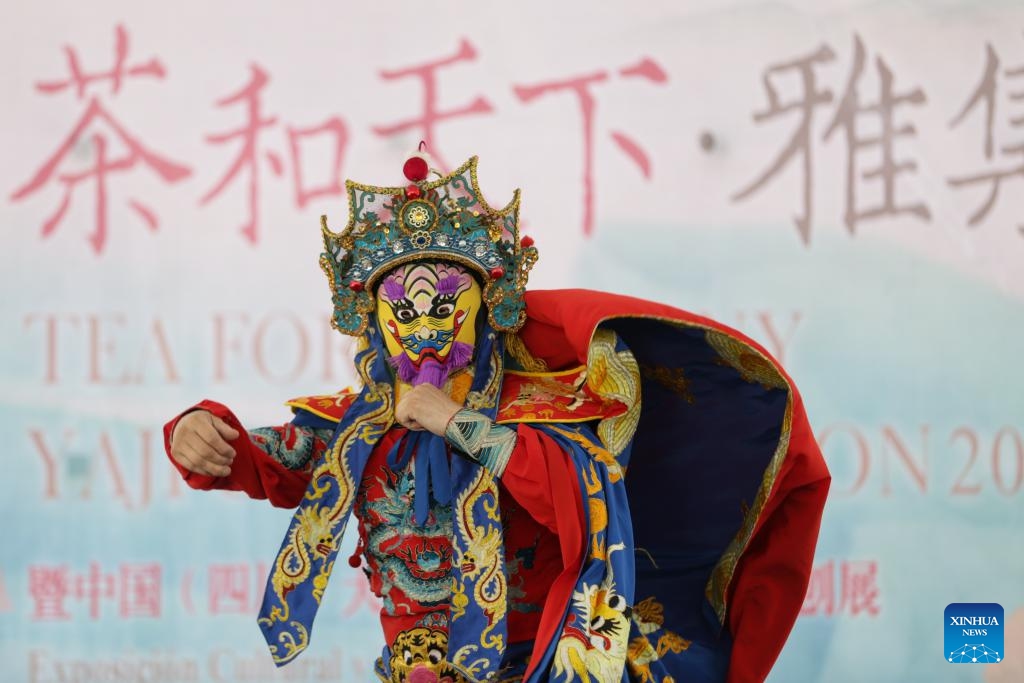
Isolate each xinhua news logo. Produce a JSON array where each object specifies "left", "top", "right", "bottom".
[{"left": 945, "top": 603, "right": 1003, "bottom": 664}]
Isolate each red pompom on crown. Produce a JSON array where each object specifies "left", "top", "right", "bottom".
[
  {"left": 403, "top": 141, "right": 431, "bottom": 182},
  {"left": 403, "top": 157, "right": 429, "bottom": 182}
]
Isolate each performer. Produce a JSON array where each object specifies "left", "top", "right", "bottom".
[{"left": 166, "top": 150, "right": 830, "bottom": 683}]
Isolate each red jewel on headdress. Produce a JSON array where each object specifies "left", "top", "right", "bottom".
[
  {"left": 520, "top": 235, "right": 535, "bottom": 248},
  {"left": 489, "top": 267, "right": 505, "bottom": 280},
  {"left": 405, "top": 183, "right": 422, "bottom": 200},
  {"left": 348, "top": 281, "right": 364, "bottom": 292},
  {"left": 403, "top": 156, "right": 429, "bottom": 182}
]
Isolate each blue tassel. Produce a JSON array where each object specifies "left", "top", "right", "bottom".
[
  {"left": 386, "top": 432, "right": 411, "bottom": 470},
  {"left": 411, "top": 431, "right": 452, "bottom": 526}
]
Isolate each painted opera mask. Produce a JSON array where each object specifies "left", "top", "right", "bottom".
[{"left": 375, "top": 260, "right": 482, "bottom": 387}]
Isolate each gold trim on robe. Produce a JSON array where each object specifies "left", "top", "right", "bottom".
[{"left": 285, "top": 366, "right": 629, "bottom": 427}]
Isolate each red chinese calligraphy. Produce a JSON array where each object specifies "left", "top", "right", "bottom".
[
  {"left": 799, "top": 559, "right": 836, "bottom": 617},
  {"left": 371, "top": 39, "right": 494, "bottom": 171},
  {"left": 948, "top": 41, "right": 1024, "bottom": 233},
  {"left": 208, "top": 563, "right": 251, "bottom": 615},
  {"left": 29, "top": 562, "right": 162, "bottom": 620},
  {"left": 288, "top": 119, "right": 349, "bottom": 209},
  {"left": 513, "top": 58, "right": 667, "bottom": 236},
  {"left": 10, "top": 25, "right": 191, "bottom": 254},
  {"left": 72, "top": 562, "right": 116, "bottom": 620},
  {"left": 839, "top": 560, "right": 881, "bottom": 617},
  {"left": 201, "top": 64, "right": 349, "bottom": 244},
  {"left": 799, "top": 559, "right": 881, "bottom": 619},
  {"left": 118, "top": 563, "right": 162, "bottom": 618},
  {"left": 28, "top": 565, "right": 72, "bottom": 621}
]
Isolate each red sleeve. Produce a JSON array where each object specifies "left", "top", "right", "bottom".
[
  {"left": 725, "top": 395, "right": 831, "bottom": 683},
  {"left": 499, "top": 424, "right": 586, "bottom": 566},
  {"left": 163, "top": 399, "right": 314, "bottom": 509},
  {"left": 500, "top": 424, "right": 591, "bottom": 682}
]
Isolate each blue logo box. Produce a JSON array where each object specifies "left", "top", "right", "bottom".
[{"left": 945, "top": 603, "right": 1003, "bottom": 664}]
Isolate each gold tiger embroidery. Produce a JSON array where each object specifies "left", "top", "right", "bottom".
[{"left": 387, "top": 627, "right": 461, "bottom": 682}]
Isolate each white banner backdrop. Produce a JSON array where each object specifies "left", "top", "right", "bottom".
[{"left": 2, "top": 1, "right": 1022, "bottom": 681}]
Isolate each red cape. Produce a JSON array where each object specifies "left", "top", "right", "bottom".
[{"left": 519, "top": 289, "right": 831, "bottom": 683}]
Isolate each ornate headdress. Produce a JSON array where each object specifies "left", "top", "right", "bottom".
[{"left": 320, "top": 153, "right": 539, "bottom": 336}]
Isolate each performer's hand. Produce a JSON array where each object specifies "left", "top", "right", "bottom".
[
  {"left": 170, "top": 410, "right": 240, "bottom": 477},
  {"left": 394, "top": 384, "right": 462, "bottom": 436}
]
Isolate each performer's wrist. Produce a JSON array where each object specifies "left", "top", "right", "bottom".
[
  {"left": 442, "top": 406, "right": 462, "bottom": 437},
  {"left": 444, "top": 409, "right": 516, "bottom": 478},
  {"left": 169, "top": 408, "right": 206, "bottom": 445}
]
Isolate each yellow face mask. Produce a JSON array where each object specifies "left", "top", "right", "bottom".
[{"left": 375, "top": 261, "right": 482, "bottom": 387}]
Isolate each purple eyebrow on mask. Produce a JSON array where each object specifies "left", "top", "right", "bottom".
[
  {"left": 436, "top": 274, "right": 461, "bottom": 296},
  {"left": 381, "top": 278, "right": 406, "bottom": 301}
]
